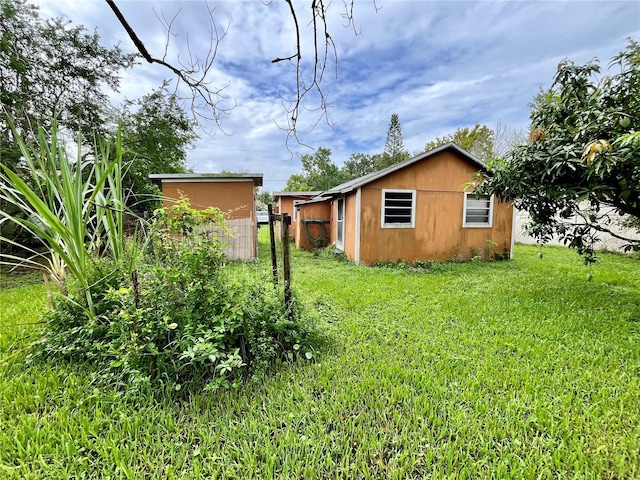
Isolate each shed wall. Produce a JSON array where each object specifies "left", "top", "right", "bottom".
[
  {"left": 161, "top": 181, "right": 255, "bottom": 220},
  {"left": 160, "top": 181, "right": 257, "bottom": 259},
  {"left": 295, "top": 202, "right": 331, "bottom": 250},
  {"left": 276, "top": 195, "right": 315, "bottom": 240}
]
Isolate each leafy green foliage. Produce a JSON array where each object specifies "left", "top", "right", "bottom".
[
  {"left": 480, "top": 39, "right": 640, "bottom": 255},
  {"left": 284, "top": 147, "right": 349, "bottom": 192},
  {"left": 0, "top": 120, "right": 127, "bottom": 314},
  {"left": 117, "top": 84, "right": 197, "bottom": 216},
  {"left": 342, "top": 152, "right": 381, "bottom": 178},
  {"left": 425, "top": 123, "right": 495, "bottom": 162},
  {"left": 256, "top": 188, "right": 273, "bottom": 206},
  {"left": 0, "top": 0, "right": 136, "bottom": 246},
  {"left": 32, "top": 199, "right": 317, "bottom": 393},
  {"left": 283, "top": 115, "right": 409, "bottom": 192},
  {"left": 0, "top": 0, "right": 136, "bottom": 157}
]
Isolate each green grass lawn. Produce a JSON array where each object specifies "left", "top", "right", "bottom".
[{"left": 1, "top": 242, "right": 639, "bottom": 479}]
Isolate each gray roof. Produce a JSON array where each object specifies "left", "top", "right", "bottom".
[
  {"left": 272, "top": 191, "right": 323, "bottom": 198},
  {"left": 324, "top": 142, "right": 486, "bottom": 196},
  {"left": 149, "top": 173, "right": 263, "bottom": 187},
  {"left": 295, "top": 195, "right": 332, "bottom": 206}
]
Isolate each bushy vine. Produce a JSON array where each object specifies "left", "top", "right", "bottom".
[{"left": 33, "top": 199, "right": 319, "bottom": 393}]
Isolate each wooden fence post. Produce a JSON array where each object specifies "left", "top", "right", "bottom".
[
  {"left": 281, "top": 213, "right": 292, "bottom": 317},
  {"left": 267, "top": 204, "right": 278, "bottom": 286}
]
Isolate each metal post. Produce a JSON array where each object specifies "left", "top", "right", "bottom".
[{"left": 267, "top": 204, "right": 278, "bottom": 286}]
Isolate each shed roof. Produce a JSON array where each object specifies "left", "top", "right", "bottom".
[
  {"left": 323, "top": 142, "right": 485, "bottom": 196},
  {"left": 149, "top": 173, "right": 263, "bottom": 187},
  {"left": 272, "top": 191, "right": 323, "bottom": 198},
  {"left": 296, "top": 195, "right": 332, "bottom": 205}
]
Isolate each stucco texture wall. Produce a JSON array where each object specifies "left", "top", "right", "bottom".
[
  {"left": 295, "top": 202, "right": 331, "bottom": 250},
  {"left": 276, "top": 196, "right": 315, "bottom": 240}
]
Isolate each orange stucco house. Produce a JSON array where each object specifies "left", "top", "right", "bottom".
[
  {"left": 149, "top": 173, "right": 263, "bottom": 260},
  {"left": 295, "top": 143, "right": 514, "bottom": 264}
]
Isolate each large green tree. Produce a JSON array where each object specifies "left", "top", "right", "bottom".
[
  {"left": 284, "top": 148, "right": 348, "bottom": 192},
  {"left": 0, "top": 0, "right": 136, "bottom": 242},
  {"left": 0, "top": 0, "right": 137, "bottom": 164},
  {"left": 117, "top": 85, "right": 196, "bottom": 215},
  {"left": 343, "top": 152, "right": 380, "bottom": 179},
  {"left": 479, "top": 39, "right": 640, "bottom": 255},
  {"left": 378, "top": 113, "right": 409, "bottom": 169},
  {"left": 425, "top": 123, "right": 495, "bottom": 162},
  {"left": 256, "top": 189, "right": 273, "bottom": 206}
]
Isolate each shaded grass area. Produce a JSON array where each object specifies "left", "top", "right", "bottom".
[
  {"left": 0, "top": 270, "right": 43, "bottom": 290},
  {"left": 1, "top": 242, "right": 639, "bottom": 479}
]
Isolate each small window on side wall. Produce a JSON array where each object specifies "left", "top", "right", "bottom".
[
  {"left": 463, "top": 193, "right": 493, "bottom": 227},
  {"left": 382, "top": 189, "right": 415, "bottom": 228}
]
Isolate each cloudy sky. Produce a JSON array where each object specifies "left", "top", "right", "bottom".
[{"left": 40, "top": 0, "right": 638, "bottom": 192}]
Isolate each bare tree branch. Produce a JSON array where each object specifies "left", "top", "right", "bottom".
[
  {"left": 106, "top": 0, "right": 235, "bottom": 134},
  {"left": 269, "top": 0, "right": 345, "bottom": 152},
  {"left": 107, "top": 0, "right": 376, "bottom": 145},
  {"left": 570, "top": 208, "right": 640, "bottom": 245},
  {"left": 542, "top": 207, "right": 640, "bottom": 251},
  {"left": 493, "top": 120, "right": 527, "bottom": 158}
]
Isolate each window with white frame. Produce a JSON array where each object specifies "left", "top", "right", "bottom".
[
  {"left": 381, "top": 189, "right": 415, "bottom": 228},
  {"left": 463, "top": 193, "right": 493, "bottom": 227}
]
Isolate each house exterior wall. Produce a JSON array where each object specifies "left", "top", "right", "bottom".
[
  {"left": 336, "top": 150, "right": 513, "bottom": 264},
  {"left": 160, "top": 180, "right": 257, "bottom": 259},
  {"left": 344, "top": 194, "right": 358, "bottom": 261},
  {"left": 295, "top": 202, "right": 331, "bottom": 250},
  {"left": 329, "top": 200, "right": 337, "bottom": 245},
  {"left": 275, "top": 195, "right": 318, "bottom": 240}
]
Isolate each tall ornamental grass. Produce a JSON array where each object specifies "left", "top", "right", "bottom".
[{"left": 0, "top": 119, "right": 127, "bottom": 316}]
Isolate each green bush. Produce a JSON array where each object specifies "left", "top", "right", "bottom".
[{"left": 33, "top": 199, "right": 318, "bottom": 393}]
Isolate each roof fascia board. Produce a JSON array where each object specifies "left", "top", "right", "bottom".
[{"left": 149, "top": 173, "right": 263, "bottom": 187}]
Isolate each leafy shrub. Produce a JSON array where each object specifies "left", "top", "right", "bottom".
[{"left": 33, "top": 199, "right": 319, "bottom": 393}]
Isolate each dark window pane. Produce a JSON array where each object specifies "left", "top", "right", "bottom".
[{"left": 384, "top": 191, "right": 414, "bottom": 225}]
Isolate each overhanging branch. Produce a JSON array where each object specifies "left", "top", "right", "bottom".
[{"left": 106, "top": 0, "right": 235, "bottom": 133}]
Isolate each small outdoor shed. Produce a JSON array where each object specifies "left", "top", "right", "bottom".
[
  {"left": 272, "top": 191, "right": 322, "bottom": 239},
  {"left": 295, "top": 143, "right": 514, "bottom": 264},
  {"left": 149, "top": 173, "right": 263, "bottom": 260}
]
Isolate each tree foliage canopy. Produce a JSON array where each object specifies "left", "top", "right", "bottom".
[
  {"left": 425, "top": 123, "right": 495, "bottom": 162},
  {"left": 117, "top": 85, "right": 196, "bottom": 215},
  {"left": 379, "top": 113, "right": 409, "bottom": 168},
  {"left": 284, "top": 114, "right": 411, "bottom": 192},
  {"left": 343, "top": 152, "right": 380, "bottom": 179},
  {"left": 256, "top": 189, "right": 273, "bottom": 206},
  {"left": 284, "top": 148, "right": 348, "bottom": 192},
  {"left": 0, "top": 0, "right": 136, "bottom": 160},
  {"left": 479, "top": 39, "right": 640, "bottom": 254}
]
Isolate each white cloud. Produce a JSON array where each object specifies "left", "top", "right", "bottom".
[{"left": 33, "top": 0, "right": 640, "bottom": 191}]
